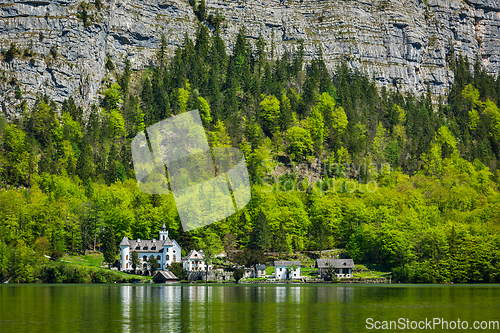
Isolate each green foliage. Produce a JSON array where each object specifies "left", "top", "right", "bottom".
[
  {"left": 102, "top": 225, "right": 117, "bottom": 268},
  {"left": 3, "top": 43, "right": 19, "bottom": 62},
  {"left": 260, "top": 95, "right": 281, "bottom": 132},
  {"left": 196, "top": 96, "right": 212, "bottom": 125},
  {"left": 233, "top": 268, "right": 244, "bottom": 282},
  {"left": 129, "top": 251, "right": 140, "bottom": 274},
  {"left": 285, "top": 125, "right": 313, "bottom": 162},
  {"left": 103, "top": 83, "right": 123, "bottom": 111},
  {"left": 77, "top": 2, "right": 93, "bottom": 28},
  {"left": 105, "top": 56, "right": 115, "bottom": 71},
  {"left": 168, "top": 262, "right": 187, "bottom": 280},
  {"left": 1, "top": 30, "right": 500, "bottom": 285},
  {"left": 147, "top": 255, "right": 160, "bottom": 274},
  {"left": 248, "top": 210, "right": 271, "bottom": 251},
  {"left": 233, "top": 248, "right": 267, "bottom": 268},
  {"left": 209, "top": 119, "right": 231, "bottom": 147}
]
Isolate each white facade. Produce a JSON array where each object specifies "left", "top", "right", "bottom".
[
  {"left": 182, "top": 250, "right": 211, "bottom": 271},
  {"left": 120, "top": 224, "right": 182, "bottom": 272},
  {"left": 274, "top": 261, "right": 301, "bottom": 280}
]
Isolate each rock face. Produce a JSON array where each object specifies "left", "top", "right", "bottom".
[{"left": 0, "top": 0, "right": 499, "bottom": 115}]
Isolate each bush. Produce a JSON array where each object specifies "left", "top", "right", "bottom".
[
  {"left": 4, "top": 43, "right": 18, "bottom": 62},
  {"left": 50, "top": 250, "right": 62, "bottom": 261},
  {"left": 233, "top": 269, "right": 244, "bottom": 283}
]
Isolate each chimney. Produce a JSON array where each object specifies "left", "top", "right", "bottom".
[
  {"left": 153, "top": 239, "right": 156, "bottom": 242},
  {"left": 137, "top": 239, "right": 141, "bottom": 243}
]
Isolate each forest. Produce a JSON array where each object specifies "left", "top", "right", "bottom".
[{"left": 0, "top": 24, "right": 499, "bottom": 283}]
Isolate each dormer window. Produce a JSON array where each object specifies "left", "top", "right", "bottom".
[
  {"left": 135, "top": 245, "right": 140, "bottom": 250},
  {"left": 143, "top": 246, "right": 148, "bottom": 250}
]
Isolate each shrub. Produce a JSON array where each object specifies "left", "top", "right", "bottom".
[{"left": 4, "top": 43, "right": 19, "bottom": 62}]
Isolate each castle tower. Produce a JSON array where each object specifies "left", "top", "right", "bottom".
[
  {"left": 159, "top": 223, "right": 168, "bottom": 241},
  {"left": 119, "top": 236, "right": 130, "bottom": 271}
]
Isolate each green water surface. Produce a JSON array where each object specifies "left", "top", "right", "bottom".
[{"left": 1, "top": 284, "right": 499, "bottom": 332}]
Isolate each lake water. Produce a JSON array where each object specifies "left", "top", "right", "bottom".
[{"left": 1, "top": 284, "right": 499, "bottom": 332}]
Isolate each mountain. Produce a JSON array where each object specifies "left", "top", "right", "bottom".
[{"left": 0, "top": 0, "right": 499, "bottom": 115}]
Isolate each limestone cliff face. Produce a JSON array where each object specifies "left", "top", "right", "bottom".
[{"left": 0, "top": 0, "right": 499, "bottom": 115}]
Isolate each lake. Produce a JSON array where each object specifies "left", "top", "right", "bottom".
[{"left": 1, "top": 284, "right": 499, "bottom": 332}]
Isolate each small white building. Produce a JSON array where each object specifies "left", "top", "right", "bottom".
[
  {"left": 315, "top": 259, "right": 355, "bottom": 279},
  {"left": 119, "top": 224, "right": 181, "bottom": 272},
  {"left": 182, "top": 250, "right": 211, "bottom": 272},
  {"left": 274, "top": 261, "right": 301, "bottom": 280},
  {"left": 243, "top": 264, "right": 266, "bottom": 278}
]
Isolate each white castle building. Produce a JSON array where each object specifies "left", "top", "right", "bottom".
[{"left": 119, "top": 224, "right": 182, "bottom": 272}]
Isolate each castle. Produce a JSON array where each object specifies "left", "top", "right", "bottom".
[{"left": 119, "top": 224, "right": 182, "bottom": 272}]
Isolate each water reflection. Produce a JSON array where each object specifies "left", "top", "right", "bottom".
[{"left": 1, "top": 284, "right": 499, "bottom": 333}]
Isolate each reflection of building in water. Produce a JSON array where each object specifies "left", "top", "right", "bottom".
[
  {"left": 275, "top": 286, "right": 301, "bottom": 303},
  {"left": 316, "top": 286, "right": 354, "bottom": 303},
  {"left": 180, "top": 286, "right": 216, "bottom": 332},
  {"left": 120, "top": 285, "right": 183, "bottom": 333},
  {"left": 274, "top": 287, "right": 303, "bottom": 332},
  {"left": 275, "top": 286, "right": 287, "bottom": 303},
  {"left": 120, "top": 286, "right": 132, "bottom": 333},
  {"left": 184, "top": 285, "right": 209, "bottom": 303}
]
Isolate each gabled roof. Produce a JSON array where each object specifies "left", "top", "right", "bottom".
[
  {"left": 162, "top": 237, "right": 173, "bottom": 246},
  {"left": 128, "top": 239, "right": 164, "bottom": 253},
  {"left": 184, "top": 249, "right": 205, "bottom": 260},
  {"left": 120, "top": 236, "right": 130, "bottom": 246},
  {"left": 274, "top": 261, "right": 301, "bottom": 267},
  {"left": 315, "top": 259, "right": 355, "bottom": 269},
  {"left": 153, "top": 270, "right": 178, "bottom": 282}
]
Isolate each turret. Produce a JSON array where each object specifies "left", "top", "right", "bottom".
[
  {"left": 120, "top": 236, "right": 130, "bottom": 271},
  {"left": 159, "top": 223, "right": 168, "bottom": 241}
]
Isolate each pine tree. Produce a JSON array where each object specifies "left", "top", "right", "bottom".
[
  {"left": 248, "top": 211, "right": 270, "bottom": 251},
  {"left": 102, "top": 225, "right": 117, "bottom": 269}
]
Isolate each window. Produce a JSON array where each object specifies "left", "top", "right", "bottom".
[
  {"left": 143, "top": 263, "right": 147, "bottom": 268},
  {"left": 173, "top": 250, "right": 176, "bottom": 253},
  {"left": 126, "top": 263, "right": 128, "bottom": 268},
  {"left": 143, "top": 256, "right": 147, "bottom": 261},
  {"left": 126, "top": 255, "right": 128, "bottom": 260},
  {"left": 163, "top": 235, "right": 165, "bottom": 240},
  {"left": 166, "top": 255, "right": 170, "bottom": 260},
  {"left": 157, "top": 256, "right": 161, "bottom": 260},
  {"left": 280, "top": 268, "right": 282, "bottom": 271},
  {"left": 173, "top": 256, "right": 176, "bottom": 261}
]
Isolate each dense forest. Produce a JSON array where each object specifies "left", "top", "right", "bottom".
[{"left": 1, "top": 23, "right": 500, "bottom": 283}]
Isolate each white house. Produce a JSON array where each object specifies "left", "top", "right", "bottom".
[
  {"left": 243, "top": 264, "right": 266, "bottom": 278},
  {"left": 119, "top": 224, "right": 181, "bottom": 272},
  {"left": 182, "top": 250, "right": 211, "bottom": 271},
  {"left": 315, "top": 259, "right": 355, "bottom": 279},
  {"left": 274, "top": 261, "right": 301, "bottom": 280}
]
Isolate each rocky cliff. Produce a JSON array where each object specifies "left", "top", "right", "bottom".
[{"left": 0, "top": 0, "right": 499, "bottom": 116}]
